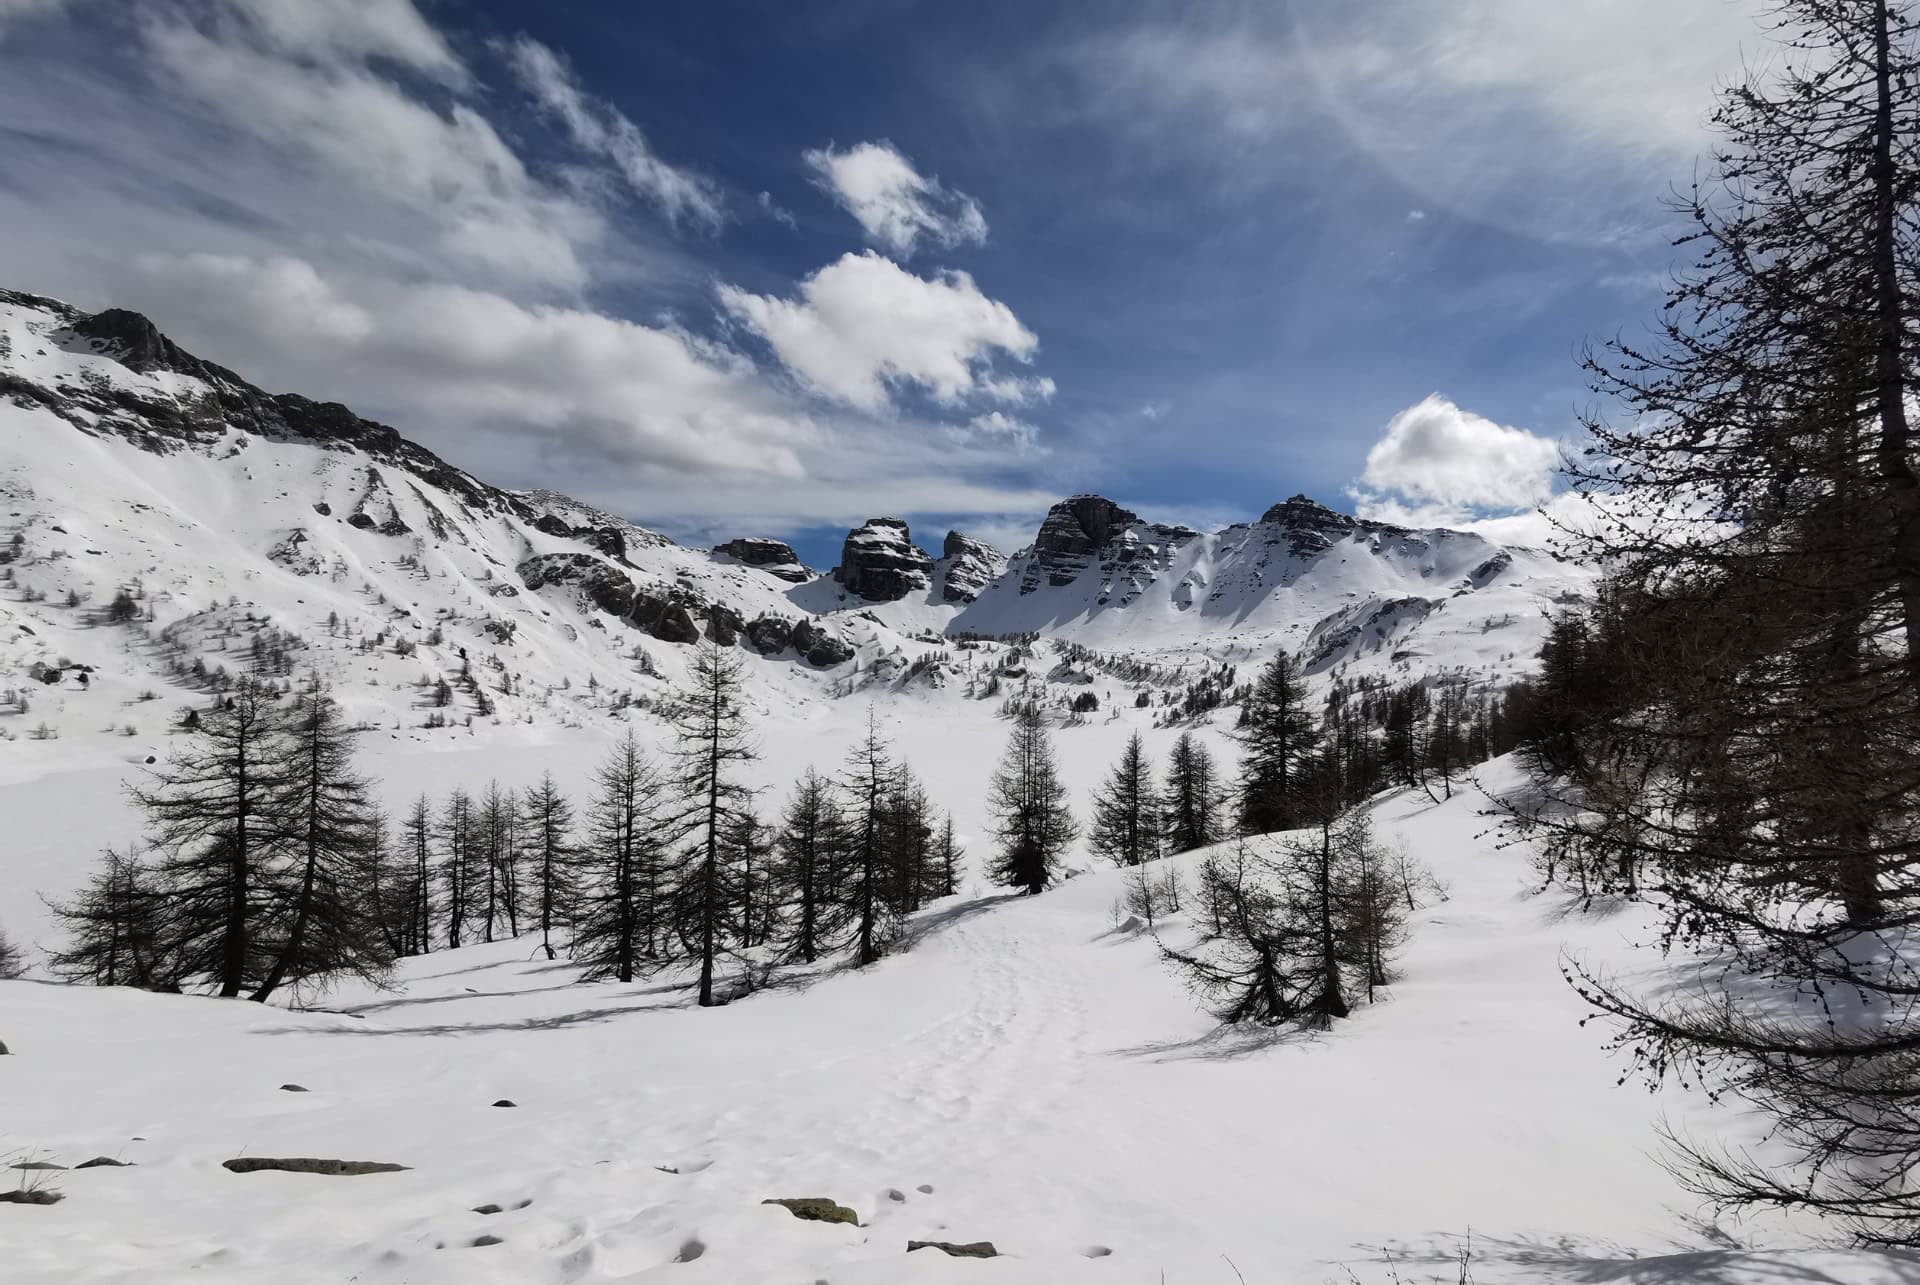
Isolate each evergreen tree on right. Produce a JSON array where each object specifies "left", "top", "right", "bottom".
[{"left": 987, "top": 701, "right": 1077, "bottom": 894}]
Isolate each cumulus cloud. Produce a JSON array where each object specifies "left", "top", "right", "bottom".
[
  {"left": 502, "top": 36, "right": 724, "bottom": 230},
  {"left": 1356, "top": 394, "right": 1557, "bottom": 511},
  {"left": 804, "top": 141, "right": 987, "bottom": 257},
  {"left": 0, "top": 1, "right": 1062, "bottom": 535},
  {"left": 719, "top": 251, "right": 1040, "bottom": 411}
]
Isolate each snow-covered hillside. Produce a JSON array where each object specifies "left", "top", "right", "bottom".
[
  {"left": 18, "top": 288, "right": 1860, "bottom": 1285},
  {"left": 0, "top": 761, "right": 1893, "bottom": 1284},
  {"left": 0, "top": 288, "right": 1587, "bottom": 764}
]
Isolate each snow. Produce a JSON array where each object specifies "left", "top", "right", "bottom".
[
  {"left": 0, "top": 759, "right": 1900, "bottom": 1284},
  {"left": 0, "top": 289, "right": 1901, "bottom": 1281}
]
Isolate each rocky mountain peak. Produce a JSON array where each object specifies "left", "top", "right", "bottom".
[
  {"left": 1021, "top": 493, "right": 1197, "bottom": 595},
  {"left": 1259, "top": 494, "right": 1358, "bottom": 531},
  {"left": 938, "top": 530, "right": 1006, "bottom": 604},
  {"left": 834, "top": 517, "right": 932, "bottom": 602}
]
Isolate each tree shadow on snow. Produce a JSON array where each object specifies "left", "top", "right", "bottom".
[
  {"left": 1379, "top": 1233, "right": 1920, "bottom": 1284},
  {"left": 250, "top": 995, "right": 685, "bottom": 1037},
  {"left": 1107, "top": 1022, "right": 1321, "bottom": 1063},
  {"left": 898, "top": 894, "right": 1026, "bottom": 948}
]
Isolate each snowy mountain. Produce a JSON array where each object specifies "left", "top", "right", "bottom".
[{"left": 0, "top": 286, "right": 1586, "bottom": 742}]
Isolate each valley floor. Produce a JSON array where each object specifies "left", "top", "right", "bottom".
[{"left": 3, "top": 760, "right": 1911, "bottom": 1283}]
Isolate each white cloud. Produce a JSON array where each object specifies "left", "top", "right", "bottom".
[
  {"left": 757, "top": 190, "right": 798, "bottom": 229},
  {"left": 201, "top": 0, "right": 465, "bottom": 80},
  {"left": 1069, "top": 2, "right": 1766, "bottom": 243},
  {"left": 803, "top": 141, "right": 987, "bottom": 257},
  {"left": 138, "top": 9, "right": 597, "bottom": 289},
  {"left": 502, "top": 36, "right": 724, "bottom": 231},
  {"left": 0, "top": 2, "right": 1062, "bottom": 536},
  {"left": 1356, "top": 394, "right": 1558, "bottom": 512},
  {"left": 0, "top": 0, "right": 70, "bottom": 38},
  {"left": 719, "top": 251, "right": 1041, "bottom": 411}
]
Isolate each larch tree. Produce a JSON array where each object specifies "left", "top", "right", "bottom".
[
  {"left": 1163, "top": 730, "right": 1224, "bottom": 854},
  {"left": 1089, "top": 731, "right": 1162, "bottom": 867},
  {"left": 250, "top": 689, "right": 391, "bottom": 1002},
  {"left": 520, "top": 771, "right": 577, "bottom": 961},
  {"left": 773, "top": 768, "right": 847, "bottom": 966},
  {"left": 987, "top": 701, "right": 1077, "bottom": 895},
  {"left": 45, "top": 848, "right": 172, "bottom": 989},
  {"left": 839, "top": 709, "right": 903, "bottom": 967},
  {"left": 575, "top": 730, "right": 671, "bottom": 984},
  {"left": 132, "top": 676, "right": 288, "bottom": 998},
  {"left": 401, "top": 793, "right": 435, "bottom": 956},
  {"left": 1518, "top": 0, "right": 1920, "bottom": 1239},
  {"left": 1235, "top": 651, "right": 1319, "bottom": 834},
  {"left": 438, "top": 788, "right": 477, "bottom": 951},
  {"left": 664, "top": 640, "right": 756, "bottom": 1007}
]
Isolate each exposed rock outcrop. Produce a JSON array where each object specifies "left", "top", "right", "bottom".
[
  {"left": 938, "top": 530, "right": 1006, "bottom": 604},
  {"left": 834, "top": 518, "right": 931, "bottom": 602},
  {"left": 714, "top": 538, "right": 810, "bottom": 583},
  {"left": 1020, "top": 494, "right": 1198, "bottom": 598}
]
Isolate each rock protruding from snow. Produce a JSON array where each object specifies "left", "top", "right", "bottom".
[
  {"left": 834, "top": 518, "right": 932, "bottom": 602},
  {"left": 937, "top": 530, "right": 1006, "bottom": 604},
  {"left": 1021, "top": 494, "right": 1198, "bottom": 596},
  {"left": 222, "top": 1158, "right": 410, "bottom": 1176},
  {"left": 713, "top": 538, "right": 811, "bottom": 583},
  {"left": 763, "top": 1197, "right": 859, "bottom": 1225}
]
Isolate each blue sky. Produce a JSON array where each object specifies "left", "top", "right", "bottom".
[{"left": 0, "top": 0, "right": 1769, "bottom": 566}]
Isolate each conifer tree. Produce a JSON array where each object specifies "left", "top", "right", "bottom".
[
  {"left": 1163, "top": 730, "right": 1224, "bottom": 854},
  {"left": 520, "top": 771, "right": 577, "bottom": 961},
  {"left": 1517, "top": 0, "right": 1920, "bottom": 1236},
  {"left": 250, "top": 689, "right": 391, "bottom": 1002},
  {"left": 933, "top": 813, "right": 963, "bottom": 899},
  {"left": 401, "top": 793, "right": 434, "bottom": 955},
  {"left": 1089, "top": 731, "right": 1162, "bottom": 866},
  {"left": 574, "top": 731, "right": 671, "bottom": 983},
  {"left": 438, "top": 788, "right": 477, "bottom": 950},
  {"left": 664, "top": 640, "right": 756, "bottom": 1006},
  {"left": 1235, "top": 652, "right": 1319, "bottom": 834},
  {"left": 46, "top": 848, "right": 173, "bottom": 988},
  {"left": 773, "top": 769, "right": 846, "bottom": 965},
  {"left": 839, "top": 710, "right": 903, "bottom": 966},
  {"left": 132, "top": 676, "right": 288, "bottom": 997},
  {"left": 987, "top": 702, "right": 1077, "bottom": 894}
]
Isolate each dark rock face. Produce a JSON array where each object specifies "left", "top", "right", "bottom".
[
  {"left": 938, "top": 530, "right": 1006, "bottom": 604},
  {"left": 222, "top": 1158, "right": 410, "bottom": 1175},
  {"left": 1259, "top": 493, "right": 1373, "bottom": 557},
  {"left": 745, "top": 615, "right": 795, "bottom": 655},
  {"left": 714, "top": 538, "right": 810, "bottom": 583},
  {"left": 908, "top": 1240, "right": 998, "bottom": 1258},
  {"left": 518, "top": 554, "right": 716, "bottom": 647},
  {"left": 704, "top": 603, "right": 746, "bottom": 647},
  {"left": 834, "top": 518, "right": 931, "bottom": 602},
  {"left": 762, "top": 1197, "right": 858, "bottom": 1225},
  {"left": 791, "top": 620, "right": 855, "bottom": 666},
  {"left": 1020, "top": 494, "right": 1198, "bottom": 598}
]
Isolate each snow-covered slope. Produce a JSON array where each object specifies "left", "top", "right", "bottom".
[{"left": 0, "top": 760, "right": 1883, "bottom": 1284}]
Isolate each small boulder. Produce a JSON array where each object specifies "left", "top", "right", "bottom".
[
  {"left": 0, "top": 1039, "right": 10, "bottom": 1055},
  {"left": 763, "top": 1197, "right": 858, "bottom": 1226},
  {"left": 472, "top": 1235, "right": 503, "bottom": 1248},
  {"left": 908, "top": 1240, "right": 998, "bottom": 1258},
  {"left": 223, "top": 1157, "right": 409, "bottom": 1176},
  {"left": 491, "top": 1099, "right": 517, "bottom": 1108},
  {"left": 10, "top": 1162, "right": 65, "bottom": 1171},
  {"left": 471, "top": 1203, "right": 503, "bottom": 1216},
  {"left": 0, "top": 1189, "right": 61, "bottom": 1205},
  {"left": 74, "top": 1157, "right": 132, "bottom": 1169},
  {"left": 279, "top": 1084, "right": 308, "bottom": 1092}
]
